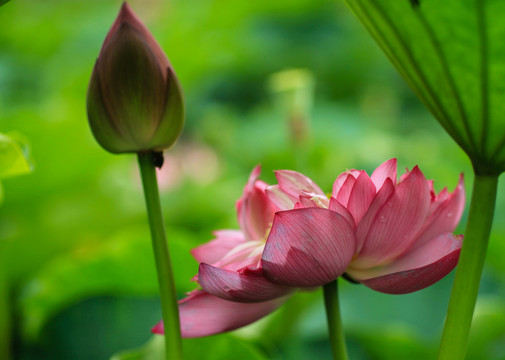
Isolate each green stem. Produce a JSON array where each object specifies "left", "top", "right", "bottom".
[
  {"left": 323, "top": 279, "right": 349, "bottom": 360},
  {"left": 138, "top": 152, "right": 183, "bottom": 360},
  {"left": 437, "top": 174, "right": 498, "bottom": 360}
]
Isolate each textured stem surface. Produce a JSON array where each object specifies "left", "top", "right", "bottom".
[
  {"left": 138, "top": 152, "right": 183, "bottom": 360},
  {"left": 438, "top": 174, "right": 498, "bottom": 360},
  {"left": 323, "top": 279, "right": 349, "bottom": 360}
]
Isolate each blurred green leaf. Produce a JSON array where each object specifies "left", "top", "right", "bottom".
[
  {"left": 353, "top": 324, "right": 434, "bottom": 360},
  {"left": 0, "top": 132, "right": 32, "bottom": 179},
  {"left": 343, "top": 0, "right": 505, "bottom": 173},
  {"left": 111, "top": 334, "right": 269, "bottom": 360},
  {"left": 110, "top": 335, "right": 164, "bottom": 360},
  {"left": 0, "top": 0, "right": 10, "bottom": 7},
  {"left": 467, "top": 297, "right": 505, "bottom": 360},
  {"left": 19, "top": 226, "right": 200, "bottom": 340}
]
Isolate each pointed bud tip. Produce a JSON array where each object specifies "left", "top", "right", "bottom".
[{"left": 118, "top": 2, "right": 137, "bottom": 23}]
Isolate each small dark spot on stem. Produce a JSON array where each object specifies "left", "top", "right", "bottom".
[{"left": 152, "top": 151, "right": 164, "bottom": 169}]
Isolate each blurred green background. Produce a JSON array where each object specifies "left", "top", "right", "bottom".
[{"left": 1, "top": 0, "right": 505, "bottom": 359}]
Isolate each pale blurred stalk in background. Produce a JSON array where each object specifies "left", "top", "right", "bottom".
[{"left": 268, "top": 69, "right": 314, "bottom": 171}]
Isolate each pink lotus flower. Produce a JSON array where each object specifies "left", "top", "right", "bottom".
[
  {"left": 153, "top": 160, "right": 464, "bottom": 337},
  {"left": 262, "top": 158, "right": 465, "bottom": 294},
  {"left": 153, "top": 166, "right": 356, "bottom": 337}
]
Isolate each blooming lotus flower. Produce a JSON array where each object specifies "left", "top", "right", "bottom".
[
  {"left": 263, "top": 158, "right": 465, "bottom": 294},
  {"left": 152, "top": 166, "right": 357, "bottom": 337},
  {"left": 87, "top": 2, "right": 184, "bottom": 154}
]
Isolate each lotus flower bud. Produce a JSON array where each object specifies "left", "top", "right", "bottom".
[{"left": 86, "top": 2, "right": 184, "bottom": 154}]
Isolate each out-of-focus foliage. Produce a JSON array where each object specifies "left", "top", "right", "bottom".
[
  {"left": 1, "top": 0, "right": 503, "bottom": 359},
  {"left": 0, "top": 130, "right": 32, "bottom": 360},
  {"left": 0, "top": 133, "right": 32, "bottom": 180},
  {"left": 111, "top": 334, "right": 269, "bottom": 360}
]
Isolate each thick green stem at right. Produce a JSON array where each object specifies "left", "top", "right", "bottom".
[
  {"left": 438, "top": 174, "right": 498, "bottom": 360},
  {"left": 323, "top": 279, "right": 349, "bottom": 360}
]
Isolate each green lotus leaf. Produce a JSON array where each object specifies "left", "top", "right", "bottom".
[{"left": 343, "top": 0, "right": 505, "bottom": 174}]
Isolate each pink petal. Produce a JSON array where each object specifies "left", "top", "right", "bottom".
[
  {"left": 210, "top": 240, "right": 263, "bottom": 271},
  {"left": 152, "top": 290, "right": 289, "bottom": 338},
  {"left": 413, "top": 174, "right": 465, "bottom": 248},
  {"left": 261, "top": 208, "right": 355, "bottom": 287},
  {"left": 237, "top": 181, "right": 277, "bottom": 242},
  {"left": 332, "top": 169, "right": 361, "bottom": 197},
  {"left": 294, "top": 202, "right": 305, "bottom": 209},
  {"left": 191, "top": 230, "right": 246, "bottom": 264},
  {"left": 334, "top": 173, "right": 357, "bottom": 207},
  {"left": 352, "top": 166, "right": 431, "bottom": 268},
  {"left": 354, "top": 178, "right": 395, "bottom": 252},
  {"left": 266, "top": 185, "right": 297, "bottom": 210},
  {"left": 198, "top": 263, "right": 293, "bottom": 302},
  {"left": 274, "top": 170, "right": 325, "bottom": 198},
  {"left": 243, "top": 165, "right": 262, "bottom": 194},
  {"left": 346, "top": 172, "right": 376, "bottom": 224},
  {"left": 348, "top": 233, "right": 462, "bottom": 294},
  {"left": 370, "top": 158, "right": 397, "bottom": 190},
  {"left": 329, "top": 197, "right": 355, "bottom": 227}
]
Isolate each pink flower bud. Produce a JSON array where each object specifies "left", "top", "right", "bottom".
[{"left": 87, "top": 2, "right": 184, "bottom": 154}]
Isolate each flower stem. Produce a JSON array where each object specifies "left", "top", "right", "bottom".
[
  {"left": 137, "top": 152, "right": 183, "bottom": 360},
  {"left": 437, "top": 174, "right": 498, "bottom": 360},
  {"left": 323, "top": 279, "right": 348, "bottom": 360}
]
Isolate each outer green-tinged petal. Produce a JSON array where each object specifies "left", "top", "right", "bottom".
[
  {"left": 262, "top": 208, "right": 355, "bottom": 287},
  {"left": 148, "top": 65, "right": 185, "bottom": 150},
  {"left": 87, "top": 70, "right": 133, "bottom": 152}
]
